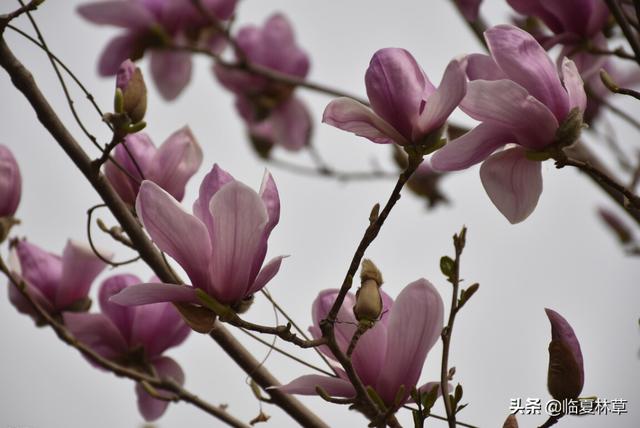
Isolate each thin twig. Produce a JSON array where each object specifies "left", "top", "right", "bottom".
[
  {"left": 86, "top": 203, "right": 140, "bottom": 267},
  {"left": 440, "top": 227, "right": 467, "bottom": 428},
  {"left": 0, "top": 0, "right": 42, "bottom": 27},
  {"left": 555, "top": 154, "right": 640, "bottom": 209},
  {"left": 238, "top": 328, "right": 335, "bottom": 377},
  {"left": 261, "top": 289, "right": 338, "bottom": 375}
]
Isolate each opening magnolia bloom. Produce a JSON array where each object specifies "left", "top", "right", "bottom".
[
  {"left": 280, "top": 279, "right": 444, "bottom": 407},
  {"left": 104, "top": 126, "right": 203, "bottom": 206},
  {"left": 322, "top": 47, "right": 467, "bottom": 147},
  {"left": 64, "top": 274, "right": 190, "bottom": 421},
  {"left": 431, "top": 24, "right": 587, "bottom": 224},
  {"left": 110, "top": 164, "right": 285, "bottom": 309},
  {"left": 8, "top": 239, "right": 110, "bottom": 321}
]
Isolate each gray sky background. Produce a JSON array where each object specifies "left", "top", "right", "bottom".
[{"left": 0, "top": 1, "right": 638, "bottom": 427}]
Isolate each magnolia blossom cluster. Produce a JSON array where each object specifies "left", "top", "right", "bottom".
[
  {"left": 1, "top": 0, "right": 606, "bottom": 425},
  {"left": 214, "top": 14, "right": 313, "bottom": 153},
  {"left": 508, "top": 0, "right": 640, "bottom": 123}
]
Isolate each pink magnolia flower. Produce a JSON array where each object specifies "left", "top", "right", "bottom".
[
  {"left": 456, "top": 0, "right": 483, "bottom": 22},
  {"left": 213, "top": 14, "right": 312, "bottom": 151},
  {"left": 0, "top": 145, "right": 21, "bottom": 218},
  {"left": 280, "top": 279, "right": 444, "bottom": 407},
  {"left": 323, "top": 48, "right": 467, "bottom": 147},
  {"left": 545, "top": 308, "right": 584, "bottom": 400},
  {"left": 431, "top": 25, "right": 586, "bottom": 224},
  {"left": 104, "top": 127, "right": 203, "bottom": 206},
  {"left": 507, "top": 0, "right": 609, "bottom": 46},
  {"left": 78, "top": 0, "right": 237, "bottom": 100},
  {"left": 8, "top": 240, "right": 110, "bottom": 321},
  {"left": 64, "top": 274, "right": 190, "bottom": 421},
  {"left": 110, "top": 164, "right": 284, "bottom": 309}
]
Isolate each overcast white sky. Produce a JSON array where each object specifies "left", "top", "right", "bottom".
[{"left": 0, "top": 1, "right": 639, "bottom": 427}]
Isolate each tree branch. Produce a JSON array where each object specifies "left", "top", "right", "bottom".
[{"left": 0, "top": 34, "right": 328, "bottom": 428}]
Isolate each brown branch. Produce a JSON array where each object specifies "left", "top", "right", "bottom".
[
  {"left": 0, "top": 257, "right": 250, "bottom": 428},
  {"left": 555, "top": 152, "right": 640, "bottom": 209},
  {"left": 0, "top": 0, "right": 43, "bottom": 27},
  {"left": 565, "top": 143, "right": 640, "bottom": 225},
  {"left": 605, "top": 0, "right": 640, "bottom": 66},
  {"left": 600, "top": 69, "right": 640, "bottom": 101},
  {"left": 0, "top": 35, "right": 328, "bottom": 428}
]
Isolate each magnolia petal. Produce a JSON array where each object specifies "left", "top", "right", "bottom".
[
  {"left": 12, "top": 240, "right": 62, "bottom": 303},
  {"left": 131, "top": 301, "right": 190, "bottom": 357},
  {"left": 247, "top": 255, "right": 286, "bottom": 296},
  {"left": 323, "top": 98, "right": 408, "bottom": 145},
  {"left": 99, "top": 274, "right": 140, "bottom": 343},
  {"left": 109, "top": 282, "right": 198, "bottom": 306},
  {"left": 8, "top": 278, "right": 54, "bottom": 319},
  {"left": 56, "top": 240, "right": 110, "bottom": 309},
  {"left": 259, "top": 169, "right": 280, "bottom": 237},
  {"left": 77, "top": 1, "right": 155, "bottom": 28},
  {"left": 365, "top": 48, "right": 433, "bottom": 139},
  {"left": 150, "top": 50, "right": 192, "bottom": 101},
  {"left": 97, "top": 33, "right": 138, "bottom": 76},
  {"left": 279, "top": 375, "right": 355, "bottom": 397},
  {"left": 480, "top": 147, "right": 543, "bottom": 224},
  {"left": 561, "top": 58, "right": 587, "bottom": 113},
  {"left": 193, "top": 164, "right": 235, "bottom": 228},
  {"left": 465, "top": 53, "right": 506, "bottom": 81},
  {"left": 136, "top": 181, "right": 212, "bottom": 287},
  {"left": 63, "top": 312, "right": 128, "bottom": 359},
  {"left": 105, "top": 133, "right": 156, "bottom": 205},
  {"left": 269, "top": 97, "right": 312, "bottom": 151},
  {"left": 148, "top": 126, "right": 203, "bottom": 202},
  {"left": 461, "top": 79, "right": 558, "bottom": 150},
  {"left": 431, "top": 123, "right": 513, "bottom": 171},
  {"left": 377, "top": 279, "right": 444, "bottom": 405},
  {"left": 417, "top": 59, "right": 467, "bottom": 137},
  {"left": 136, "top": 356, "right": 184, "bottom": 421},
  {"left": 485, "top": 25, "right": 569, "bottom": 119},
  {"left": 208, "top": 181, "right": 269, "bottom": 302}
]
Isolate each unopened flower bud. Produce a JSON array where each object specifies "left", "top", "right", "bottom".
[
  {"left": 545, "top": 308, "right": 584, "bottom": 401},
  {"left": 598, "top": 207, "right": 632, "bottom": 244},
  {"left": 115, "top": 59, "right": 147, "bottom": 124},
  {"left": 0, "top": 144, "right": 21, "bottom": 218},
  {"left": 353, "top": 259, "right": 383, "bottom": 323},
  {"left": 502, "top": 414, "right": 518, "bottom": 428}
]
